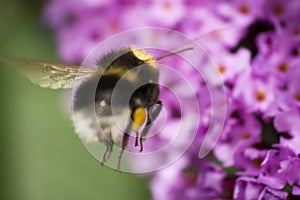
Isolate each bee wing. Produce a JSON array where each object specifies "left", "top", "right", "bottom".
[{"left": 1, "top": 57, "right": 97, "bottom": 89}]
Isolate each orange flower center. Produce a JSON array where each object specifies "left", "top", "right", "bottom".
[
  {"left": 163, "top": 1, "right": 172, "bottom": 10},
  {"left": 241, "top": 133, "right": 250, "bottom": 139},
  {"left": 294, "top": 28, "right": 300, "bottom": 36},
  {"left": 278, "top": 62, "right": 289, "bottom": 73},
  {"left": 253, "top": 157, "right": 263, "bottom": 168},
  {"left": 218, "top": 65, "right": 226, "bottom": 74},
  {"left": 183, "top": 166, "right": 198, "bottom": 187},
  {"left": 109, "top": 21, "right": 120, "bottom": 32},
  {"left": 273, "top": 4, "right": 285, "bottom": 15},
  {"left": 295, "top": 93, "right": 300, "bottom": 101},
  {"left": 238, "top": 5, "right": 250, "bottom": 14},
  {"left": 256, "top": 91, "right": 266, "bottom": 102}
]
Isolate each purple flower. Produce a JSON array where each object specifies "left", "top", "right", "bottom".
[
  {"left": 213, "top": 0, "right": 264, "bottom": 25},
  {"left": 261, "top": 0, "right": 300, "bottom": 26},
  {"left": 234, "top": 146, "right": 267, "bottom": 176},
  {"left": 274, "top": 108, "right": 300, "bottom": 155},
  {"left": 150, "top": 157, "right": 189, "bottom": 200},
  {"left": 214, "top": 108, "right": 261, "bottom": 167},
  {"left": 233, "top": 68, "right": 275, "bottom": 112},
  {"left": 293, "top": 186, "right": 300, "bottom": 196},
  {"left": 209, "top": 48, "right": 251, "bottom": 82},
  {"left": 282, "top": 67, "right": 300, "bottom": 109},
  {"left": 278, "top": 157, "right": 300, "bottom": 186},
  {"left": 195, "top": 163, "right": 225, "bottom": 197},
  {"left": 258, "top": 145, "right": 296, "bottom": 189},
  {"left": 145, "top": 0, "right": 187, "bottom": 26},
  {"left": 234, "top": 177, "right": 288, "bottom": 200},
  {"left": 234, "top": 177, "right": 265, "bottom": 200},
  {"left": 151, "top": 158, "right": 226, "bottom": 200},
  {"left": 43, "top": 0, "right": 300, "bottom": 199}
]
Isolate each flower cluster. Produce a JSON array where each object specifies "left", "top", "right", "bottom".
[{"left": 44, "top": 0, "right": 300, "bottom": 199}]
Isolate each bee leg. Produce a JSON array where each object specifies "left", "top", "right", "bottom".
[
  {"left": 117, "top": 119, "right": 133, "bottom": 171},
  {"left": 101, "top": 147, "right": 108, "bottom": 165},
  {"left": 139, "top": 101, "right": 162, "bottom": 152},
  {"left": 135, "top": 132, "right": 139, "bottom": 147},
  {"left": 105, "top": 142, "right": 113, "bottom": 161},
  {"left": 117, "top": 133, "right": 129, "bottom": 172},
  {"left": 101, "top": 141, "right": 113, "bottom": 165},
  {"left": 139, "top": 116, "right": 150, "bottom": 152},
  {"left": 139, "top": 137, "right": 145, "bottom": 152}
]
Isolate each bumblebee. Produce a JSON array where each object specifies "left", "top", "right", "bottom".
[{"left": 2, "top": 46, "right": 192, "bottom": 170}]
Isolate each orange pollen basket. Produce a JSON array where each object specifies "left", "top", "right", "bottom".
[{"left": 133, "top": 108, "right": 146, "bottom": 127}]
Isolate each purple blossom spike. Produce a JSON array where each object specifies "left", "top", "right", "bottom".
[{"left": 43, "top": 0, "right": 300, "bottom": 199}]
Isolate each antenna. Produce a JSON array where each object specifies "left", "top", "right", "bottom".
[
  {"left": 154, "top": 23, "right": 240, "bottom": 61},
  {"left": 155, "top": 47, "right": 194, "bottom": 61}
]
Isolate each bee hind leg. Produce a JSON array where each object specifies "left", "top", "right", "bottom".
[
  {"left": 101, "top": 141, "right": 113, "bottom": 165},
  {"left": 139, "top": 101, "right": 162, "bottom": 152},
  {"left": 106, "top": 143, "right": 113, "bottom": 161}
]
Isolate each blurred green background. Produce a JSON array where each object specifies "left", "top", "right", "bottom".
[{"left": 0, "top": 0, "right": 150, "bottom": 199}]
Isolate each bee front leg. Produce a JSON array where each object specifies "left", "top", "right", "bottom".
[
  {"left": 139, "top": 101, "right": 162, "bottom": 152},
  {"left": 135, "top": 132, "right": 139, "bottom": 147}
]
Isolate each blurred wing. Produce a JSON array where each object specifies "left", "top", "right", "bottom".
[{"left": 1, "top": 57, "right": 97, "bottom": 89}]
